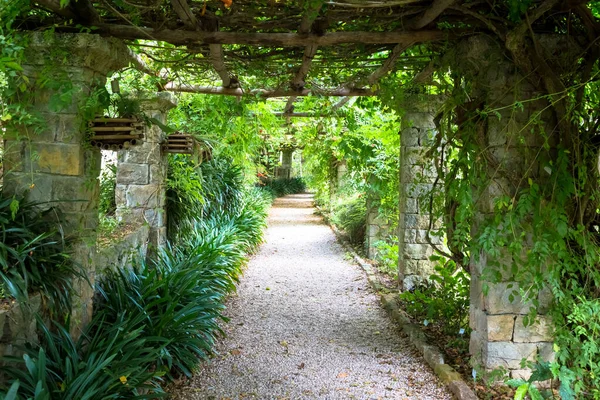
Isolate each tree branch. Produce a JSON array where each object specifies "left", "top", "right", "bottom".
[
  {"left": 165, "top": 83, "right": 376, "bottom": 97},
  {"left": 94, "top": 24, "right": 448, "bottom": 46}
]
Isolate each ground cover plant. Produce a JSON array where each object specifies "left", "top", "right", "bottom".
[
  {"left": 0, "top": 155, "right": 272, "bottom": 398},
  {"left": 0, "top": 192, "right": 79, "bottom": 319}
]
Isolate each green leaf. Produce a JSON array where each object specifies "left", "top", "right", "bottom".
[
  {"left": 514, "top": 383, "right": 528, "bottom": 400},
  {"left": 9, "top": 198, "right": 19, "bottom": 220},
  {"left": 5, "top": 61, "right": 23, "bottom": 71}
]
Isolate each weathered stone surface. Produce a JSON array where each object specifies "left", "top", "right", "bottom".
[
  {"left": 484, "top": 282, "right": 532, "bottom": 315},
  {"left": 96, "top": 225, "right": 149, "bottom": 276},
  {"left": 125, "top": 184, "right": 162, "bottom": 208},
  {"left": 403, "top": 243, "right": 434, "bottom": 260},
  {"left": 25, "top": 32, "right": 133, "bottom": 74},
  {"left": 117, "top": 162, "right": 149, "bottom": 185},
  {"left": 486, "top": 342, "right": 537, "bottom": 369},
  {"left": 405, "top": 197, "right": 418, "bottom": 213},
  {"left": 487, "top": 315, "right": 516, "bottom": 341},
  {"left": 513, "top": 315, "right": 553, "bottom": 343},
  {"left": 33, "top": 143, "right": 83, "bottom": 176}
]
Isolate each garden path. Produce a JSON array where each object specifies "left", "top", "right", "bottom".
[{"left": 172, "top": 194, "right": 452, "bottom": 399}]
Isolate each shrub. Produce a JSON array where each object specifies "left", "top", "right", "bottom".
[
  {"left": 399, "top": 257, "right": 470, "bottom": 336},
  {"left": 331, "top": 195, "right": 366, "bottom": 245},
  {"left": 166, "top": 154, "right": 204, "bottom": 242},
  {"left": 373, "top": 237, "right": 399, "bottom": 278},
  {"left": 261, "top": 177, "right": 306, "bottom": 198},
  {"left": 1, "top": 314, "right": 167, "bottom": 399},
  {"left": 0, "top": 193, "right": 80, "bottom": 318},
  {"left": 98, "top": 163, "right": 117, "bottom": 217},
  {"left": 199, "top": 158, "right": 245, "bottom": 217},
  {"left": 95, "top": 250, "right": 227, "bottom": 378}
]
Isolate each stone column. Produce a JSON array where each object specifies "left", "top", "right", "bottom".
[
  {"left": 397, "top": 96, "right": 444, "bottom": 290},
  {"left": 2, "top": 33, "right": 132, "bottom": 335},
  {"left": 453, "top": 36, "right": 555, "bottom": 379},
  {"left": 116, "top": 92, "right": 177, "bottom": 249},
  {"left": 275, "top": 148, "right": 293, "bottom": 179}
]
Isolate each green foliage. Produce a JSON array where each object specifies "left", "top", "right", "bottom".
[
  {"left": 507, "top": 361, "right": 554, "bottom": 400},
  {"left": 199, "top": 157, "right": 245, "bottom": 218},
  {"left": 331, "top": 194, "right": 366, "bottom": 245},
  {"left": 0, "top": 315, "right": 167, "bottom": 399},
  {"left": 95, "top": 249, "right": 227, "bottom": 379},
  {"left": 399, "top": 258, "right": 470, "bottom": 336},
  {"left": 0, "top": 193, "right": 80, "bottom": 318},
  {"left": 373, "top": 237, "right": 399, "bottom": 278},
  {"left": 166, "top": 154, "right": 204, "bottom": 242},
  {"left": 261, "top": 177, "right": 306, "bottom": 198},
  {"left": 98, "top": 164, "right": 117, "bottom": 217}
]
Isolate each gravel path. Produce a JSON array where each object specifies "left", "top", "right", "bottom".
[{"left": 172, "top": 193, "right": 453, "bottom": 400}]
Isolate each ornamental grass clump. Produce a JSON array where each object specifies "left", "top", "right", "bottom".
[
  {"left": 1, "top": 314, "right": 167, "bottom": 399},
  {"left": 0, "top": 193, "right": 81, "bottom": 319}
]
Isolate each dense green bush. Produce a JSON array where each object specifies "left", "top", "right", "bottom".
[
  {"left": 399, "top": 258, "right": 470, "bottom": 336},
  {"left": 166, "top": 154, "right": 204, "bottom": 242},
  {"left": 261, "top": 177, "right": 306, "bottom": 198},
  {"left": 1, "top": 156, "right": 272, "bottom": 398},
  {"left": 0, "top": 193, "right": 79, "bottom": 318},
  {"left": 373, "top": 237, "right": 399, "bottom": 278},
  {"left": 331, "top": 195, "right": 366, "bottom": 245},
  {"left": 98, "top": 164, "right": 117, "bottom": 217},
  {"left": 1, "top": 315, "right": 167, "bottom": 399}
]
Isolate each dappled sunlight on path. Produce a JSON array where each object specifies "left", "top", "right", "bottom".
[{"left": 172, "top": 194, "right": 452, "bottom": 400}]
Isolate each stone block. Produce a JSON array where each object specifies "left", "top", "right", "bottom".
[
  {"left": 149, "top": 164, "right": 166, "bottom": 183},
  {"left": 400, "top": 127, "right": 420, "bottom": 146},
  {"left": 486, "top": 342, "right": 537, "bottom": 369},
  {"left": 402, "top": 147, "right": 426, "bottom": 166},
  {"left": 125, "top": 146, "right": 162, "bottom": 164},
  {"left": 537, "top": 342, "right": 555, "bottom": 363},
  {"left": 403, "top": 243, "right": 433, "bottom": 260},
  {"left": 404, "top": 197, "right": 418, "bottom": 213},
  {"left": 33, "top": 143, "right": 83, "bottom": 176},
  {"left": 487, "top": 315, "right": 516, "bottom": 341},
  {"left": 144, "top": 208, "right": 165, "bottom": 228},
  {"left": 125, "top": 184, "right": 162, "bottom": 208},
  {"left": 53, "top": 176, "right": 95, "bottom": 212},
  {"left": 484, "top": 282, "right": 532, "bottom": 315},
  {"left": 510, "top": 369, "right": 532, "bottom": 381},
  {"left": 117, "top": 163, "right": 149, "bottom": 185},
  {"left": 403, "top": 229, "right": 417, "bottom": 244},
  {"left": 416, "top": 229, "right": 444, "bottom": 245},
  {"left": 513, "top": 315, "right": 553, "bottom": 343},
  {"left": 401, "top": 259, "right": 420, "bottom": 275},
  {"left": 470, "top": 276, "right": 485, "bottom": 310},
  {"left": 403, "top": 112, "right": 436, "bottom": 130}
]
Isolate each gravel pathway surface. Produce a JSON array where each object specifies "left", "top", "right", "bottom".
[{"left": 172, "top": 193, "right": 453, "bottom": 400}]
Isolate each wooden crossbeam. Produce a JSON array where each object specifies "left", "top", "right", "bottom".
[
  {"left": 169, "top": 0, "right": 237, "bottom": 88},
  {"left": 165, "top": 83, "right": 376, "bottom": 97},
  {"left": 284, "top": 3, "right": 325, "bottom": 114},
  {"left": 95, "top": 24, "right": 447, "bottom": 46}
]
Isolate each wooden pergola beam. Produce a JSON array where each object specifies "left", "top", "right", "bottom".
[
  {"left": 284, "top": 3, "right": 325, "bottom": 114},
  {"left": 95, "top": 25, "right": 447, "bottom": 46},
  {"left": 170, "top": 0, "right": 237, "bottom": 88},
  {"left": 165, "top": 83, "right": 376, "bottom": 97}
]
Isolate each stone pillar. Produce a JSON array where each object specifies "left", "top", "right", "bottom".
[
  {"left": 397, "top": 96, "right": 443, "bottom": 290},
  {"left": 275, "top": 148, "right": 293, "bottom": 179},
  {"left": 116, "top": 92, "right": 177, "bottom": 249},
  {"left": 2, "top": 33, "right": 132, "bottom": 335},
  {"left": 453, "top": 36, "right": 556, "bottom": 379}
]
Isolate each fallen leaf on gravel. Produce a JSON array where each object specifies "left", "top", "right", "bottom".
[
  {"left": 230, "top": 349, "right": 241, "bottom": 355},
  {"left": 297, "top": 362, "right": 305, "bottom": 369},
  {"left": 337, "top": 372, "right": 349, "bottom": 378}
]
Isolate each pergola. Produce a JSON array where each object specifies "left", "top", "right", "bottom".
[{"left": 19, "top": 0, "right": 594, "bottom": 117}]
